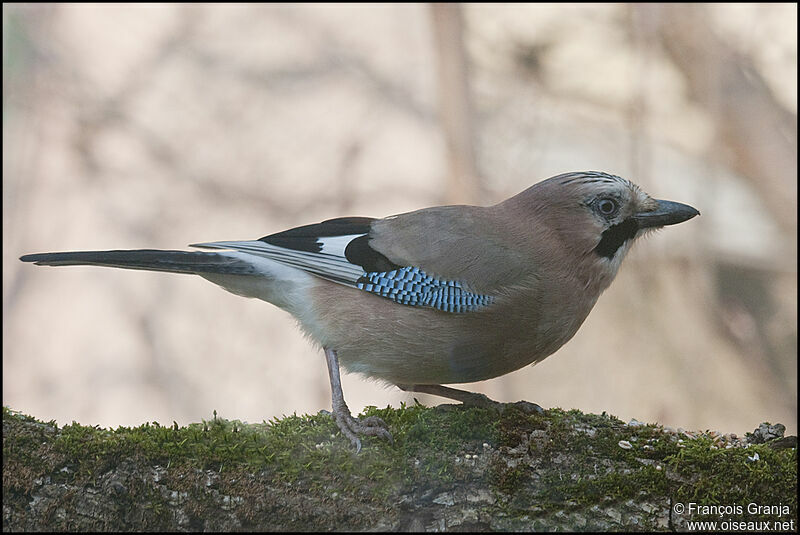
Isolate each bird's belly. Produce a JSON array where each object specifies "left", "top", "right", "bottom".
[
  {"left": 343, "top": 343, "right": 538, "bottom": 385},
  {"left": 304, "top": 281, "right": 585, "bottom": 385}
]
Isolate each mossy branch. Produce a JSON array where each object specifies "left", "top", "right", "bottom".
[{"left": 3, "top": 405, "right": 796, "bottom": 531}]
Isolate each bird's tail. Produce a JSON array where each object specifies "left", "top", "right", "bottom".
[{"left": 19, "top": 250, "right": 259, "bottom": 276}]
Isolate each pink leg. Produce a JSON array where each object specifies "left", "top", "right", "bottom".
[{"left": 324, "top": 348, "right": 392, "bottom": 452}]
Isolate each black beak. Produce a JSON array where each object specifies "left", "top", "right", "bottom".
[{"left": 633, "top": 199, "right": 700, "bottom": 229}]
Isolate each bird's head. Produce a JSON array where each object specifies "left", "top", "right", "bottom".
[{"left": 502, "top": 171, "right": 699, "bottom": 287}]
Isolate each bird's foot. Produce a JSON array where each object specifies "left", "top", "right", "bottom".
[
  {"left": 507, "top": 400, "right": 545, "bottom": 414},
  {"left": 330, "top": 405, "right": 393, "bottom": 453},
  {"left": 399, "top": 384, "right": 544, "bottom": 414},
  {"left": 452, "top": 390, "right": 501, "bottom": 409},
  {"left": 449, "top": 392, "right": 544, "bottom": 414}
]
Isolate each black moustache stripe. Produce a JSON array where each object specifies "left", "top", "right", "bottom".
[{"left": 594, "top": 219, "right": 639, "bottom": 259}]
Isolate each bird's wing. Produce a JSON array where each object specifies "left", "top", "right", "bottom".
[{"left": 192, "top": 216, "right": 498, "bottom": 313}]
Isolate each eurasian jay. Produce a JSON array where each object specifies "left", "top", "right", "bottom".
[{"left": 20, "top": 171, "right": 699, "bottom": 451}]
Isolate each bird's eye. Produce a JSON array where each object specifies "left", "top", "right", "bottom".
[{"left": 596, "top": 198, "right": 619, "bottom": 217}]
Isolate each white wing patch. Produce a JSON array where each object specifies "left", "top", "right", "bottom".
[{"left": 318, "top": 234, "right": 364, "bottom": 257}]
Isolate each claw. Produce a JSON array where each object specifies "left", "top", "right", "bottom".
[{"left": 330, "top": 409, "right": 393, "bottom": 452}]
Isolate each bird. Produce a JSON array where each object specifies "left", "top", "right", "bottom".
[{"left": 20, "top": 171, "right": 699, "bottom": 451}]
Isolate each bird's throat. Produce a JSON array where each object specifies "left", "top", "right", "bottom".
[{"left": 594, "top": 219, "right": 639, "bottom": 259}]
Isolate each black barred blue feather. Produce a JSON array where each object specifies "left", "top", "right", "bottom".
[{"left": 356, "top": 267, "right": 494, "bottom": 313}]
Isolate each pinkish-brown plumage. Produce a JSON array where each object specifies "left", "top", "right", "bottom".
[{"left": 20, "top": 171, "right": 699, "bottom": 450}]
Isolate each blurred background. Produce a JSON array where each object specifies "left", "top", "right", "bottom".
[{"left": 3, "top": 4, "right": 796, "bottom": 436}]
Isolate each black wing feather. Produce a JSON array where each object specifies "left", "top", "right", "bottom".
[
  {"left": 344, "top": 235, "right": 400, "bottom": 273},
  {"left": 258, "top": 216, "right": 399, "bottom": 273},
  {"left": 259, "top": 217, "right": 375, "bottom": 253}
]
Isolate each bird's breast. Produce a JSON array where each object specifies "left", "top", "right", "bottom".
[{"left": 301, "top": 275, "right": 598, "bottom": 385}]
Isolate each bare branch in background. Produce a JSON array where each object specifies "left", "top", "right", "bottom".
[
  {"left": 653, "top": 4, "right": 797, "bottom": 240},
  {"left": 430, "top": 3, "right": 482, "bottom": 204}
]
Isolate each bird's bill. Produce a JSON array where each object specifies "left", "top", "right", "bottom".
[{"left": 634, "top": 200, "right": 700, "bottom": 229}]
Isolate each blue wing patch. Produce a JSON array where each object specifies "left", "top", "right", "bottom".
[{"left": 356, "top": 266, "right": 494, "bottom": 313}]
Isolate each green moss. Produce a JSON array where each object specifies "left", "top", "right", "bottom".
[
  {"left": 3, "top": 404, "right": 796, "bottom": 531},
  {"left": 480, "top": 407, "right": 796, "bottom": 528},
  {"left": 4, "top": 403, "right": 500, "bottom": 505},
  {"left": 668, "top": 437, "right": 797, "bottom": 520}
]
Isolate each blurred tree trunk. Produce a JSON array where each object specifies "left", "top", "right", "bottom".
[
  {"left": 430, "top": 3, "right": 482, "bottom": 204},
  {"left": 652, "top": 4, "right": 797, "bottom": 243},
  {"left": 650, "top": 3, "right": 797, "bottom": 422}
]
